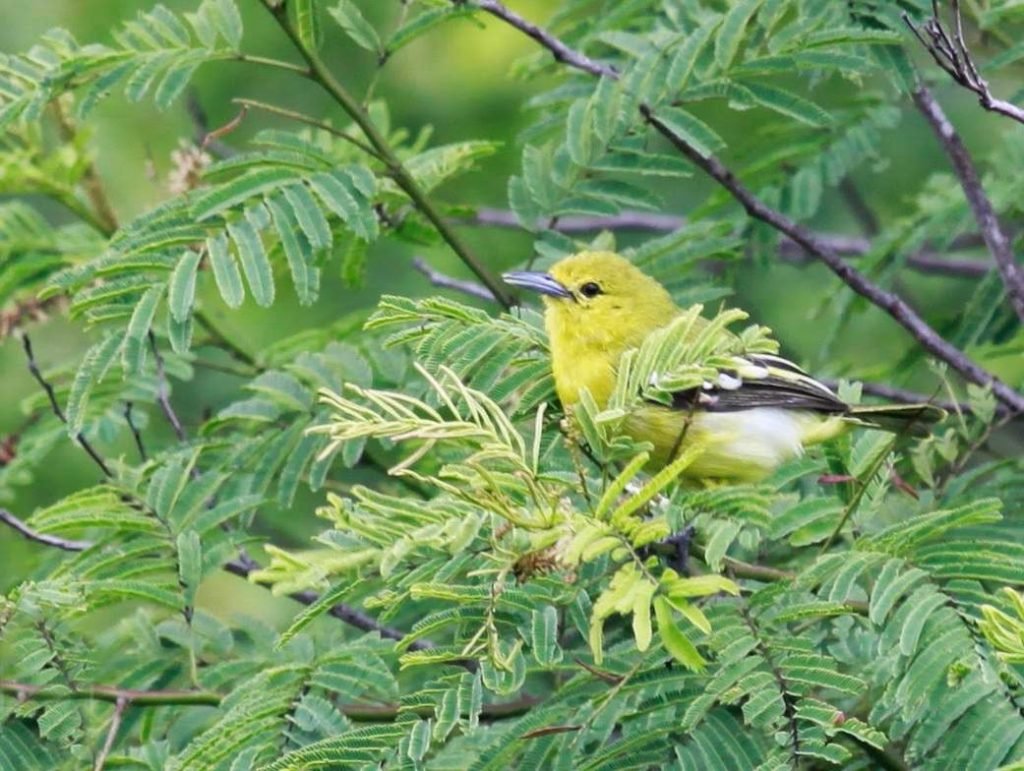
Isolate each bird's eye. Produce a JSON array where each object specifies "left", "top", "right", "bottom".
[{"left": 579, "top": 282, "right": 602, "bottom": 298}]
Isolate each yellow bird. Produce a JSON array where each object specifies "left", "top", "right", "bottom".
[{"left": 503, "top": 251, "right": 944, "bottom": 483}]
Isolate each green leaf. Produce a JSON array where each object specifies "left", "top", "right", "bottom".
[
  {"left": 531, "top": 605, "right": 561, "bottom": 666},
  {"left": 655, "top": 596, "right": 705, "bottom": 671},
  {"left": 291, "top": 0, "right": 322, "bottom": 52},
  {"left": 206, "top": 231, "right": 245, "bottom": 308},
  {"left": 328, "top": 0, "right": 382, "bottom": 55},
  {"left": 308, "top": 169, "right": 378, "bottom": 241},
  {"left": 123, "top": 286, "right": 162, "bottom": 373},
  {"left": 668, "top": 18, "right": 719, "bottom": 89},
  {"left": 283, "top": 183, "right": 332, "bottom": 250},
  {"left": 168, "top": 249, "right": 202, "bottom": 323},
  {"left": 177, "top": 529, "right": 202, "bottom": 613},
  {"left": 652, "top": 106, "right": 725, "bottom": 157},
  {"left": 206, "top": 0, "right": 243, "bottom": 49},
  {"left": 67, "top": 335, "right": 122, "bottom": 437},
  {"left": 743, "top": 81, "right": 832, "bottom": 127},
  {"left": 227, "top": 216, "right": 274, "bottom": 307},
  {"left": 715, "top": 0, "right": 764, "bottom": 70},
  {"left": 267, "top": 195, "right": 318, "bottom": 305},
  {"left": 387, "top": 7, "right": 475, "bottom": 55},
  {"left": 192, "top": 167, "right": 300, "bottom": 221},
  {"left": 276, "top": 582, "right": 351, "bottom": 649}
]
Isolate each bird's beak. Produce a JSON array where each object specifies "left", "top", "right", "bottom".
[{"left": 502, "top": 271, "right": 573, "bottom": 299}]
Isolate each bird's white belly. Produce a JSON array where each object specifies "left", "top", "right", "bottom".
[{"left": 691, "top": 408, "right": 807, "bottom": 470}]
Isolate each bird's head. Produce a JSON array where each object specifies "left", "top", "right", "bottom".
[{"left": 503, "top": 251, "right": 677, "bottom": 355}]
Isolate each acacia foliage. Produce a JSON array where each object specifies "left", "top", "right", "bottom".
[{"left": 1, "top": 1, "right": 1024, "bottom": 769}]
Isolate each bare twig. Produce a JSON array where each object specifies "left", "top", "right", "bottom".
[
  {"left": 148, "top": 333, "right": 187, "bottom": 443},
  {"left": 838, "top": 177, "right": 880, "bottom": 236},
  {"left": 230, "top": 98, "right": 385, "bottom": 163},
  {"left": 821, "top": 379, "right": 1005, "bottom": 417},
  {"left": 93, "top": 696, "right": 127, "bottom": 771},
  {"left": 19, "top": 332, "right": 113, "bottom": 477},
  {"left": 904, "top": 1, "right": 1024, "bottom": 126},
  {"left": 186, "top": 92, "right": 236, "bottom": 159},
  {"left": 911, "top": 84, "right": 1024, "bottom": 322},
  {"left": 454, "top": 0, "right": 1024, "bottom": 412},
  {"left": 465, "top": 0, "right": 616, "bottom": 77},
  {"left": 0, "top": 509, "right": 92, "bottom": 552},
  {"left": 465, "top": 208, "right": 995, "bottom": 278},
  {"left": 412, "top": 257, "right": 496, "bottom": 301},
  {"left": 123, "top": 402, "right": 147, "bottom": 462}
]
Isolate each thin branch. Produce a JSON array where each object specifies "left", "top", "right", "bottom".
[
  {"left": 186, "top": 92, "right": 236, "bottom": 159},
  {"left": 447, "top": 0, "right": 1024, "bottom": 411},
  {"left": 93, "top": 696, "right": 127, "bottom": 771},
  {"left": 19, "top": 332, "right": 113, "bottom": 478},
  {"left": 0, "top": 509, "right": 91, "bottom": 552},
  {"left": 0, "top": 509, "right": 440, "bottom": 656},
  {"left": 820, "top": 378, "right": 1005, "bottom": 417},
  {"left": 257, "top": 0, "right": 514, "bottom": 309},
  {"left": 465, "top": 0, "right": 616, "bottom": 77},
  {"left": 838, "top": 177, "right": 880, "bottom": 236},
  {"left": 230, "top": 98, "right": 385, "bottom": 163},
  {"left": 0, "top": 679, "right": 535, "bottom": 722},
  {"left": 412, "top": 256, "right": 496, "bottom": 301},
  {"left": 0, "top": 680, "right": 220, "bottom": 707},
  {"left": 123, "top": 403, "right": 147, "bottom": 462},
  {"left": 194, "top": 310, "right": 258, "bottom": 368},
  {"left": 148, "top": 333, "right": 187, "bottom": 443},
  {"left": 911, "top": 84, "right": 1024, "bottom": 323},
  {"left": 220, "top": 557, "right": 439, "bottom": 655},
  {"left": 904, "top": 1, "right": 1024, "bottom": 126},
  {"left": 465, "top": 208, "right": 995, "bottom": 279}
]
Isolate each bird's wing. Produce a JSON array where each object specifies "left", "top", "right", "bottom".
[{"left": 668, "top": 354, "right": 850, "bottom": 414}]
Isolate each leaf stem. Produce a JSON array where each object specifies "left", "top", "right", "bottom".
[{"left": 231, "top": 97, "right": 386, "bottom": 162}]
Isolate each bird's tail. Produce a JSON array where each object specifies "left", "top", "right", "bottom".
[{"left": 846, "top": 403, "right": 947, "bottom": 437}]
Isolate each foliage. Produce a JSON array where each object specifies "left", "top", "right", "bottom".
[{"left": 1, "top": 1, "right": 1023, "bottom": 770}]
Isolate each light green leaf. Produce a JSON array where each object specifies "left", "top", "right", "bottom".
[
  {"left": 168, "top": 249, "right": 202, "bottom": 323},
  {"left": 206, "top": 231, "right": 245, "bottom": 308},
  {"left": 328, "top": 0, "right": 381, "bottom": 55},
  {"left": 744, "top": 81, "right": 832, "bottom": 127},
  {"left": 715, "top": 0, "right": 763, "bottom": 69},
  {"left": 651, "top": 106, "right": 724, "bottom": 157},
  {"left": 227, "top": 216, "right": 274, "bottom": 307},
  {"left": 655, "top": 596, "right": 705, "bottom": 671},
  {"left": 267, "top": 195, "right": 318, "bottom": 305},
  {"left": 291, "top": 0, "right": 322, "bottom": 52},
  {"left": 177, "top": 529, "right": 202, "bottom": 612},
  {"left": 123, "top": 286, "right": 162, "bottom": 373}
]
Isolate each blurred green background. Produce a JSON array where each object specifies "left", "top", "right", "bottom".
[{"left": 1, "top": 1, "right": 1014, "bottom": 621}]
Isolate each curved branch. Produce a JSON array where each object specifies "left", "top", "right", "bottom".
[
  {"left": 904, "top": 1, "right": 1024, "bottom": 127},
  {"left": 911, "top": 84, "right": 1024, "bottom": 322},
  {"left": 465, "top": 208, "right": 995, "bottom": 279}
]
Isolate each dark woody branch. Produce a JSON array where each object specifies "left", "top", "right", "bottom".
[
  {"left": 904, "top": 0, "right": 1024, "bottom": 127},
  {"left": 911, "top": 84, "right": 1024, "bottom": 323},
  {"left": 464, "top": 208, "right": 995, "bottom": 279}
]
